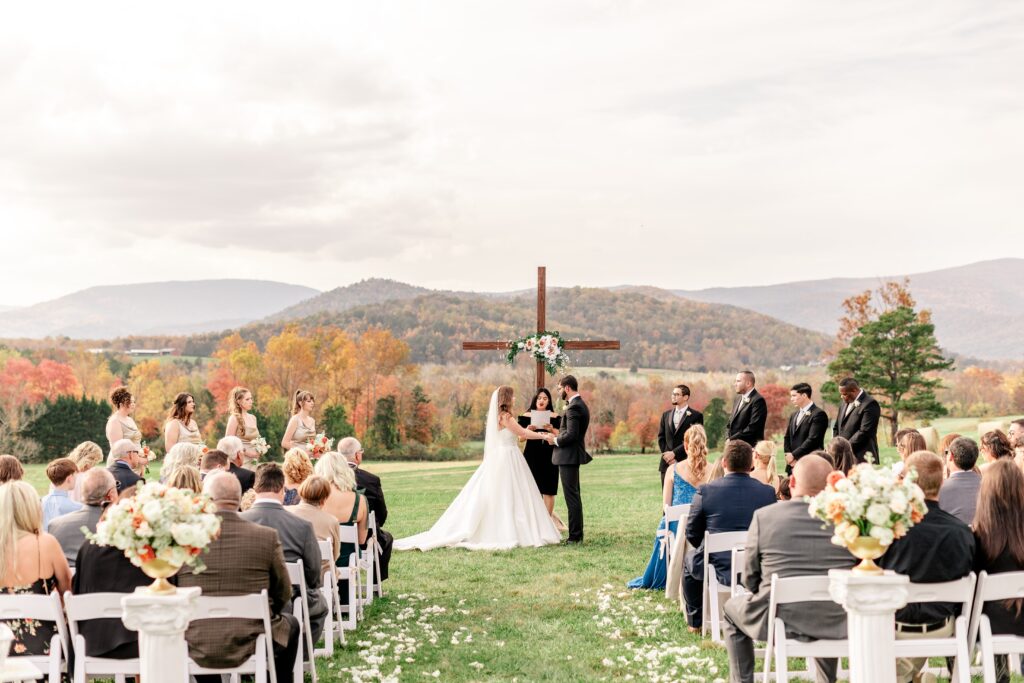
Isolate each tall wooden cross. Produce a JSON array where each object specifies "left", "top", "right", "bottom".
[{"left": 462, "top": 266, "right": 621, "bottom": 389}]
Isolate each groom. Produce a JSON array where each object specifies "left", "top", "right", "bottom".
[{"left": 544, "top": 375, "right": 591, "bottom": 545}]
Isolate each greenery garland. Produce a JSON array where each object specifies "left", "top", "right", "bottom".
[{"left": 505, "top": 331, "right": 569, "bottom": 375}]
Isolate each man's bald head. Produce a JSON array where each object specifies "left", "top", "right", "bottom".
[
  {"left": 203, "top": 471, "right": 242, "bottom": 511},
  {"left": 791, "top": 454, "right": 834, "bottom": 497},
  {"left": 81, "top": 468, "right": 117, "bottom": 506}
]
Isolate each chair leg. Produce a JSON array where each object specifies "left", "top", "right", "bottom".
[
  {"left": 981, "top": 619, "right": 997, "bottom": 683},
  {"left": 776, "top": 633, "right": 788, "bottom": 683}
]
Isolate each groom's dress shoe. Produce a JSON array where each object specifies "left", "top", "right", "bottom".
[{"left": 563, "top": 538, "right": 582, "bottom": 545}]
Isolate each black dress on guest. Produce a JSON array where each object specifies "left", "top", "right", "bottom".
[
  {"left": 974, "top": 544, "right": 1024, "bottom": 637},
  {"left": 73, "top": 542, "right": 155, "bottom": 658},
  {"left": 518, "top": 414, "right": 560, "bottom": 496},
  {"left": 1, "top": 576, "right": 58, "bottom": 656}
]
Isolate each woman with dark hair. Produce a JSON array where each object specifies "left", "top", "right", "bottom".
[
  {"left": 163, "top": 392, "right": 202, "bottom": 451},
  {"left": 973, "top": 459, "right": 1024, "bottom": 683},
  {"left": 518, "top": 388, "right": 562, "bottom": 527},
  {"left": 980, "top": 430, "right": 1014, "bottom": 472},
  {"left": 827, "top": 437, "right": 858, "bottom": 474}
]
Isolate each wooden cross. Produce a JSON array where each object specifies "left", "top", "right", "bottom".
[{"left": 462, "top": 266, "right": 621, "bottom": 389}]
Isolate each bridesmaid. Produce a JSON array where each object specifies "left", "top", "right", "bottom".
[
  {"left": 518, "top": 388, "right": 563, "bottom": 529},
  {"left": 225, "top": 386, "right": 261, "bottom": 464},
  {"left": 281, "top": 390, "right": 317, "bottom": 454},
  {"left": 105, "top": 387, "right": 145, "bottom": 473},
  {"left": 163, "top": 392, "right": 202, "bottom": 451}
]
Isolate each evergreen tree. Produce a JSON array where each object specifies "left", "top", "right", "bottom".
[
  {"left": 703, "top": 397, "right": 728, "bottom": 449},
  {"left": 322, "top": 404, "right": 356, "bottom": 443},
  {"left": 371, "top": 396, "right": 400, "bottom": 452},
  {"left": 19, "top": 395, "right": 109, "bottom": 463}
]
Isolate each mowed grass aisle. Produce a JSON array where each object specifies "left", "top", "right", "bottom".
[{"left": 325, "top": 455, "right": 728, "bottom": 682}]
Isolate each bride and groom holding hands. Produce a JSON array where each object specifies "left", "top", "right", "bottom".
[{"left": 394, "top": 375, "right": 590, "bottom": 551}]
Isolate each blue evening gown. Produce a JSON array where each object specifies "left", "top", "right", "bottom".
[{"left": 627, "top": 469, "right": 697, "bottom": 590}]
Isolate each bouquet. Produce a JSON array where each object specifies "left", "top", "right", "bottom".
[
  {"left": 88, "top": 482, "right": 222, "bottom": 573},
  {"left": 251, "top": 436, "right": 270, "bottom": 457},
  {"left": 808, "top": 463, "right": 927, "bottom": 549},
  {"left": 506, "top": 331, "right": 569, "bottom": 375},
  {"left": 308, "top": 432, "right": 334, "bottom": 457}
]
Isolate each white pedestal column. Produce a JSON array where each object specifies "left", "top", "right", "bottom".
[
  {"left": 828, "top": 569, "right": 908, "bottom": 683},
  {"left": 121, "top": 586, "right": 201, "bottom": 683}
]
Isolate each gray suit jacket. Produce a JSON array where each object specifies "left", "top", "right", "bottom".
[
  {"left": 724, "top": 500, "right": 856, "bottom": 641},
  {"left": 48, "top": 504, "right": 105, "bottom": 567},
  {"left": 241, "top": 500, "right": 323, "bottom": 591},
  {"left": 938, "top": 471, "right": 981, "bottom": 527}
]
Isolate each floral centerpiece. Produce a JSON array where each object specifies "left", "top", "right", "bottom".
[
  {"left": 506, "top": 331, "right": 569, "bottom": 375},
  {"left": 807, "top": 463, "right": 927, "bottom": 574},
  {"left": 88, "top": 482, "right": 222, "bottom": 593},
  {"left": 309, "top": 433, "right": 334, "bottom": 457}
]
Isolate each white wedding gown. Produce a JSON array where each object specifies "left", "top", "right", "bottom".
[{"left": 395, "top": 390, "right": 562, "bottom": 551}]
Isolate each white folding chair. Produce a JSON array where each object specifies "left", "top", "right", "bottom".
[
  {"left": 702, "top": 530, "right": 749, "bottom": 642},
  {"left": 336, "top": 524, "right": 362, "bottom": 631},
  {"left": 656, "top": 504, "right": 690, "bottom": 574},
  {"left": 64, "top": 592, "right": 141, "bottom": 683},
  {"left": 285, "top": 560, "right": 318, "bottom": 683},
  {"left": 763, "top": 575, "right": 849, "bottom": 683},
  {"left": 187, "top": 589, "right": 277, "bottom": 683},
  {"left": 730, "top": 546, "right": 750, "bottom": 599},
  {"left": 316, "top": 538, "right": 343, "bottom": 655},
  {"left": 893, "top": 574, "right": 975, "bottom": 683},
  {"left": 368, "top": 510, "right": 384, "bottom": 599},
  {"left": 0, "top": 591, "right": 69, "bottom": 683},
  {"left": 968, "top": 570, "right": 1024, "bottom": 683}
]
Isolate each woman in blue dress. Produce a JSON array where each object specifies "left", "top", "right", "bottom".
[{"left": 628, "top": 425, "right": 708, "bottom": 589}]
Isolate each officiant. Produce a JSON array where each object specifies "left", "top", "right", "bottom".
[{"left": 519, "top": 388, "right": 567, "bottom": 532}]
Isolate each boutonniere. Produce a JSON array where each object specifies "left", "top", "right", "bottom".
[
  {"left": 682, "top": 409, "right": 689, "bottom": 418},
  {"left": 742, "top": 396, "right": 751, "bottom": 405},
  {"left": 852, "top": 400, "right": 861, "bottom": 409}
]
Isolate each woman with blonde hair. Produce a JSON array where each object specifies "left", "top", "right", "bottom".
[
  {"left": 160, "top": 442, "right": 204, "bottom": 482},
  {"left": 164, "top": 392, "right": 202, "bottom": 451},
  {"left": 629, "top": 425, "right": 708, "bottom": 589},
  {"left": 225, "top": 386, "right": 261, "bottom": 464},
  {"left": 166, "top": 465, "right": 202, "bottom": 494},
  {"left": 751, "top": 440, "right": 781, "bottom": 492},
  {"left": 0, "top": 481, "right": 73, "bottom": 656},
  {"left": 315, "top": 452, "right": 369, "bottom": 576},
  {"left": 282, "top": 447, "right": 314, "bottom": 506},
  {"left": 281, "top": 390, "right": 317, "bottom": 453},
  {"left": 67, "top": 441, "right": 104, "bottom": 503}
]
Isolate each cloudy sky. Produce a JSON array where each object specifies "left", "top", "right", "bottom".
[{"left": 0, "top": 1, "right": 1021, "bottom": 306}]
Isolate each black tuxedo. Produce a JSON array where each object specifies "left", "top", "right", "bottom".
[
  {"left": 553, "top": 396, "right": 591, "bottom": 542},
  {"left": 833, "top": 391, "right": 881, "bottom": 464},
  {"left": 657, "top": 406, "right": 704, "bottom": 485},
  {"left": 726, "top": 390, "right": 767, "bottom": 447},
  {"left": 354, "top": 466, "right": 392, "bottom": 581},
  {"left": 229, "top": 462, "right": 255, "bottom": 494},
  {"left": 783, "top": 404, "right": 829, "bottom": 473}
]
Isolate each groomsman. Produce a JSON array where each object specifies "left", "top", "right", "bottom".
[
  {"left": 833, "top": 377, "right": 881, "bottom": 464},
  {"left": 657, "top": 384, "right": 704, "bottom": 486},
  {"left": 726, "top": 371, "right": 767, "bottom": 447},
  {"left": 783, "top": 383, "right": 828, "bottom": 474}
]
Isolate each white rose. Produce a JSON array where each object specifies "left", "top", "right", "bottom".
[
  {"left": 888, "top": 492, "right": 908, "bottom": 514},
  {"left": 870, "top": 526, "right": 895, "bottom": 546},
  {"left": 141, "top": 501, "right": 164, "bottom": 524},
  {"left": 866, "top": 503, "right": 891, "bottom": 527}
]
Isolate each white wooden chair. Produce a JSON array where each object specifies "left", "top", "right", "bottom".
[
  {"left": 702, "top": 530, "right": 748, "bottom": 642},
  {"left": 0, "top": 591, "right": 69, "bottom": 683},
  {"left": 357, "top": 513, "right": 377, "bottom": 611},
  {"left": 368, "top": 510, "right": 385, "bottom": 599},
  {"left": 730, "top": 546, "right": 750, "bottom": 599},
  {"left": 187, "top": 589, "right": 277, "bottom": 683},
  {"left": 763, "top": 575, "right": 849, "bottom": 683},
  {"left": 968, "top": 570, "right": 1024, "bottom": 683},
  {"left": 891, "top": 575, "right": 974, "bottom": 683},
  {"left": 285, "top": 560, "right": 318, "bottom": 683},
  {"left": 656, "top": 503, "right": 690, "bottom": 574},
  {"left": 316, "top": 538, "right": 343, "bottom": 655},
  {"left": 336, "top": 524, "right": 362, "bottom": 631},
  {"left": 63, "top": 592, "right": 141, "bottom": 683}
]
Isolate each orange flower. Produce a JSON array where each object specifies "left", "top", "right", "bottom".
[
  {"left": 138, "top": 545, "right": 156, "bottom": 563},
  {"left": 826, "top": 471, "right": 845, "bottom": 488}
]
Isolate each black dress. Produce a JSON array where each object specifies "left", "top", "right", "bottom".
[
  {"left": 73, "top": 542, "right": 154, "bottom": 658},
  {"left": 974, "top": 545, "right": 1024, "bottom": 636},
  {"left": 518, "top": 414, "right": 560, "bottom": 496}
]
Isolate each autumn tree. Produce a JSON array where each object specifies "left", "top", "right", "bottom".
[
  {"left": 263, "top": 326, "right": 316, "bottom": 402},
  {"left": 347, "top": 328, "right": 411, "bottom": 435},
  {"left": 67, "top": 350, "right": 117, "bottom": 400},
  {"left": 759, "top": 383, "right": 791, "bottom": 437},
  {"left": 403, "top": 385, "right": 435, "bottom": 445},
  {"left": 833, "top": 278, "right": 922, "bottom": 355}
]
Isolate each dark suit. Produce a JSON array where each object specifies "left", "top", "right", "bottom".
[
  {"left": 682, "top": 473, "right": 776, "bottom": 628},
  {"left": 726, "top": 390, "right": 767, "bottom": 447},
  {"left": 783, "top": 404, "right": 829, "bottom": 473},
  {"left": 553, "top": 395, "right": 591, "bottom": 543},
  {"left": 177, "top": 511, "right": 298, "bottom": 683},
  {"left": 723, "top": 501, "right": 856, "bottom": 683},
  {"left": 355, "top": 466, "right": 392, "bottom": 581},
  {"left": 73, "top": 542, "right": 153, "bottom": 658},
  {"left": 833, "top": 391, "right": 881, "bottom": 464},
  {"left": 656, "top": 407, "right": 704, "bottom": 485},
  {"left": 229, "top": 462, "right": 256, "bottom": 493},
  {"left": 49, "top": 504, "right": 104, "bottom": 567}
]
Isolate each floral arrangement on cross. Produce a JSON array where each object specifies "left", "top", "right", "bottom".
[{"left": 506, "top": 331, "right": 569, "bottom": 375}]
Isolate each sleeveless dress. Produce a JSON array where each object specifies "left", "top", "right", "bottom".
[
  {"left": 336, "top": 492, "right": 364, "bottom": 607},
  {"left": 518, "top": 414, "right": 561, "bottom": 496},
  {"left": 239, "top": 417, "right": 261, "bottom": 453},
  {"left": 395, "top": 427, "right": 561, "bottom": 551},
  {"left": 1, "top": 537, "right": 59, "bottom": 656},
  {"left": 291, "top": 419, "right": 315, "bottom": 453},
  {"left": 176, "top": 419, "right": 203, "bottom": 446},
  {"left": 109, "top": 417, "right": 142, "bottom": 447},
  {"left": 627, "top": 469, "right": 698, "bottom": 590}
]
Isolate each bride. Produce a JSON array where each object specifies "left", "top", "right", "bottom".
[{"left": 395, "top": 385, "right": 562, "bottom": 551}]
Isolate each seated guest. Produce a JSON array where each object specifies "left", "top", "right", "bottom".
[
  {"left": 282, "top": 447, "right": 314, "bottom": 506},
  {"left": 980, "top": 430, "right": 1014, "bottom": 471},
  {"left": 288, "top": 476, "right": 342, "bottom": 576},
  {"left": 896, "top": 430, "right": 927, "bottom": 466},
  {"left": 880, "top": 451, "right": 975, "bottom": 683},
  {"left": 161, "top": 442, "right": 204, "bottom": 482},
  {"left": 682, "top": 440, "right": 776, "bottom": 631},
  {"left": 218, "top": 435, "right": 255, "bottom": 493},
  {"left": 199, "top": 449, "right": 230, "bottom": 480},
  {"left": 49, "top": 468, "right": 118, "bottom": 567},
  {"left": 938, "top": 432, "right": 962, "bottom": 473},
  {"left": 41, "top": 458, "right": 82, "bottom": 530},
  {"left": 0, "top": 481, "right": 73, "bottom": 656},
  {"left": 940, "top": 437, "right": 982, "bottom": 526},
  {"left": 340, "top": 436, "right": 393, "bottom": 581},
  {"left": 167, "top": 465, "right": 202, "bottom": 493},
  {"left": 241, "top": 463, "right": 329, "bottom": 644},
  {"left": 750, "top": 440, "right": 780, "bottom": 493},
  {"left": 0, "top": 454, "right": 24, "bottom": 483},
  {"left": 723, "top": 455, "right": 855, "bottom": 683},
  {"left": 776, "top": 477, "right": 791, "bottom": 501},
  {"left": 314, "top": 452, "right": 368, "bottom": 585},
  {"left": 107, "top": 439, "right": 144, "bottom": 499},
  {"left": 1010, "top": 419, "right": 1024, "bottom": 470},
  {"left": 826, "top": 437, "right": 858, "bottom": 475},
  {"left": 178, "top": 473, "right": 299, "bottom": 683},
  {"left": 67, "top": 441, "right": 104, "bottom": 503},
  {"left": 972, "top": 459, "right": 1024, "bottom": 683},
  {"left": 73, "top": 535, "right": 153, "bottom": 660}
]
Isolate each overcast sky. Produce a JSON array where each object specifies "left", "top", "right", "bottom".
[{"left": 0, "top": 1, "right": 1021, "bottom": 307}]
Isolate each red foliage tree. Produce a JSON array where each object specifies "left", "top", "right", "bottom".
[{"left": 759, "top": 383, "right": 791, "bottom": 438}]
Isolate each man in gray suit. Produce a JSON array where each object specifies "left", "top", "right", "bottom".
[
  {"left": 241, "top": 463, "right": 329, "bottom": 644},
  {"left": 939, "top": 437, "right": 982, "bottom": 526},
  {"left": 49, "top": 468, "right": 118, "bottom": 567},
  {"left": 723, "top": 455, "right": 855, "bottom": 683}
]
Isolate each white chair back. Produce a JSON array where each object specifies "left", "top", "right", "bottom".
[
  {"left": 701, "top": 529, "right": 749, "bottom": 642},
  {"left": 189, "top": 589, "right": 276, "bottom": 683},
  {"left": 64, "top": 592, "right": 141, "bottom": 683},
  {"left": 894, "top": 575, "right": 975, "bottom": 683},
  {"left": 0, "top": 591, "right": 69, "bottom": 683},
  {"left": 968, "top": 570, "right": 1024, "bottom": 683},
  {"left": 664, "top": 503, "right": 690, "bottom": 526},
  {"left": 764, "top": 575, "right": 848, "bottom": 683}
]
